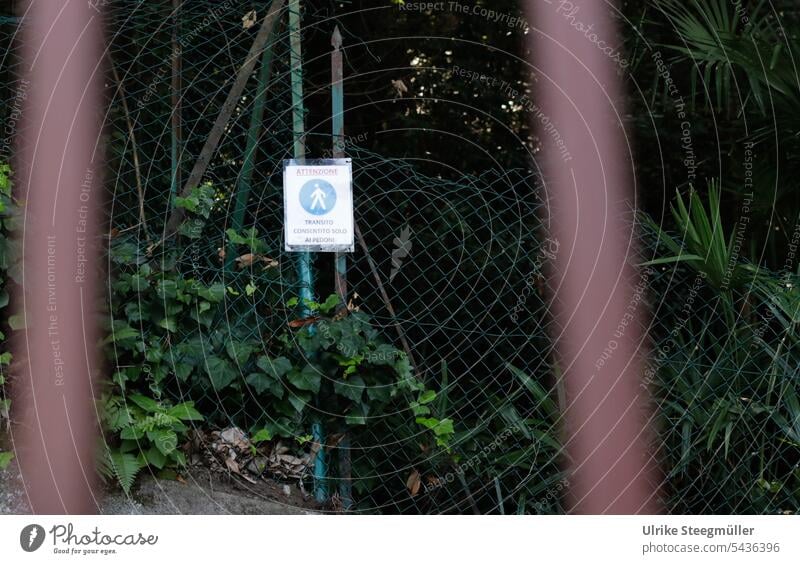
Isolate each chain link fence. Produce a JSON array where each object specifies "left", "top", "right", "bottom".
[{"left": 1, "top": 1, "right": 798, "bottom": 514}]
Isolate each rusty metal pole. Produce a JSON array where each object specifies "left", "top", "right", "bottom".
[
  {"left": 14, "top": 0, "right": 104, "bottom": 514},
  {"left": 332, "top": 26, "right": 347, "bottom": 308},
  {"left": 525, "top": 0, "right": 660, "bottom": 513}
]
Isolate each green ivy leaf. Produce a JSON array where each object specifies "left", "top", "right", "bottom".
[
  {"left": 433, "top": 418, "right": 454, "bottom": 437},
  {"left": 124, "top": 301, "right": 146, "bottom": 322},
  {"left": 128, "top": 394, "right": 161, "bottom": 413},
  {"left": 103, "top": 320, "right": 140, "bottom": 344},
  {"left": 256, "top": 356, "right": 292, "bottom": 379},
  {"left": 158, "top": 316, "right": 178, "bottom": 332},
  {"left": 335, "top": 320, "right": 366, "bottom": 355},
  {"left": 415, "top": 417, "right": 453, "bottom": 435},
  {"left": 226, "top": 228, "right": 249, "bottom": 245},
  {"left": 197, "top": 283, "right": 225, "bottom": 303},
  {"left": 175, "top": 363, "right": 193, "bottom": 382},
  {"left": 175, "top": 195, "right": 198, "bottom": 213},
  {"left": 419, "top": 389, "right": 437, "bottom": 404},
  {"left": 145, "top": 446, "right": 166, "bottom": 469},
  {"left": 178, "top": 218, "right": 205, "bottom": 239},
  {"left": 318, "top": 294, "right": 341, "bottom": 314},
  {"left": 370, "top": 344, "right": 399, "bottom": 366},
  {"left": 120, "top": 426, "right": 145, "bottom": 440},
  {"left": 287, "top": 391, "right": 311, "bottom": 412},
  {"left": 288, "top": 365, "right": 322, "bottom": 394},
  {"left": 251, "top": 428, "right": 273, "bottom": 443},
  {"left": 226, "top": 341, "right": 255, "bottom": 365},
  {"left": 110, "top": 241, "right": 142, "bottom": 265},
  {"left": 177, "top": 338, "right": 205, "bottom": 364},
  {"left": 415, "top": 417, "right": 438, "bottom": 429},
  {"left": 334, "top": 375, "right": 366, "bottom": 402},
  {"left": 156, "top": 279, "right": 178, "bottom": 300},
  {"left": 246, "top": 372, "right": 284, "bottom": 398},
  {"left": 147, "top": 429, "right": 178, "bottom": 456},
  {"left": 345, "top": 414, "right": 367, "bottom": 426},
  {"left": 167, "top": 402, "right": 203, "bottom": 421},
  {"left": 409, "top": 402, "right": 430, "bottom": 416},
  {"left": 172, "top": 450, "right": 187, "bottom": 467},
  {"left": 206, "top": 356, "right": 237, "bottom": 389}
]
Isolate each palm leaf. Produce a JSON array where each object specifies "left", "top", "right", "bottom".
[{"left": 654, "top": 0, "right": 798, "bottom": 113}]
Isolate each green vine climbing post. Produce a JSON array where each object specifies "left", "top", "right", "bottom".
[{"left": 289, "top": 0, "right": 327, "bottom": 504}]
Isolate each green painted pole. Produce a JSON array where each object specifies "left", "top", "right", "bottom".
[
  {"left": 225, "top": 21, "right": 280, "bottom": 272},
  {"left": 288, "top": 0, "right": 326, "bottom": 503},
  {"left": 170, "top": 0, "right": 182, "bottom": 209},
  {"left": 331, "top": 25, "right": 352, "bottom": 510}
]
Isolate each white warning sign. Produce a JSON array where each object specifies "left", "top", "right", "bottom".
[{"left": 283, "top": 159, "right": 354, "bottom": 252}]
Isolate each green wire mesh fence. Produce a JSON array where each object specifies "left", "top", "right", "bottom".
[{"left": 1, "top": 1, "right": 798, "bottom": 515}]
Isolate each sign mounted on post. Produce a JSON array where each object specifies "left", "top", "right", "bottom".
[{"left": 283, "top": 159, "right": 354, "bottom": 252}]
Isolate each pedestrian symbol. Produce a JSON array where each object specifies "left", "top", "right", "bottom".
[
  {"left": 283, "top": 159, "right": 353, "bottom": 252},
  {"left": 299, "top": 179, "right": 337, "bottom": 216}
]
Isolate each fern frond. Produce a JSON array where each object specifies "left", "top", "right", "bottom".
[{"left": 102, "top": 450, "right": 144, "bottom": 495}]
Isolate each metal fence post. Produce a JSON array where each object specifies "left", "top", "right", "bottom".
[
  {"left": 332, "top": 26, "right": 347, "bottom": 307},
  {"left": 170, "top": 0, "right": 182, "bottom": 209},
  {"left": 288, "top": 0, "right": 327, "bottom": 503},
  {"left": 330, "top": 25, "right": 352, "bottom": 510}
]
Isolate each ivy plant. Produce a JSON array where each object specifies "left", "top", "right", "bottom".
[
  {"left": 0, "top": 163, "right": 19, "bottom": 469},
  {"left": 100, "top": 393, "right": 203, "bottom": 493}
]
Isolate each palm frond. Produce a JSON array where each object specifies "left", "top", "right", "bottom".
[{"left": 654, "top": 0, "right": 799, "bottom": 113}]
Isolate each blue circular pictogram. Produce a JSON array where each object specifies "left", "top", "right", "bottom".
[{"left": 299, "top": 179, "right": 337, "bottom": 216}]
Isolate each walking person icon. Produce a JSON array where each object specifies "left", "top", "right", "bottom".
[{"left": 299, "top": 179, "right": 337, "bottom": 216}]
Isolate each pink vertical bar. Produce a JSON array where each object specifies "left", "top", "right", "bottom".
[
  {"left": 525, "top": 0, "right": 660, "bottom": 513},
  {"left": 14, "top": 0, "right": 104, "bottom": 514}
]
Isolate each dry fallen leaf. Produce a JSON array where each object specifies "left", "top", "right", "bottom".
[
  {"left": 308, "top": 440, "right": 322, "bottom": 464},
  {"left": 242, "top": 10, "right": 257, "bottom": 30},
  {"left": 236, "top": 253, "right": 257, "bottom": 268},
  {"left": 324, "top": 433, "right": 345, "bottom": 451},
  {"left": 288, "top": 316, "right": 320, "bottom": 329},
  {"left": 392, "top": 79, "right": 408, "bottom": 98},
  {"left": 406, "top": 469, "right": 421, "bottom": 496},
  {"left": 235, "top": 253, "right": 279, "bottom": 269},
  {"left": 224, "top": 457, "right": 240, "bottom": 474},
  {"left": 261, "top": 256, "right": 279, "bottom": 269},
  {"left": 240, "top": 473, "right": 258, "bottom": 484}
]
